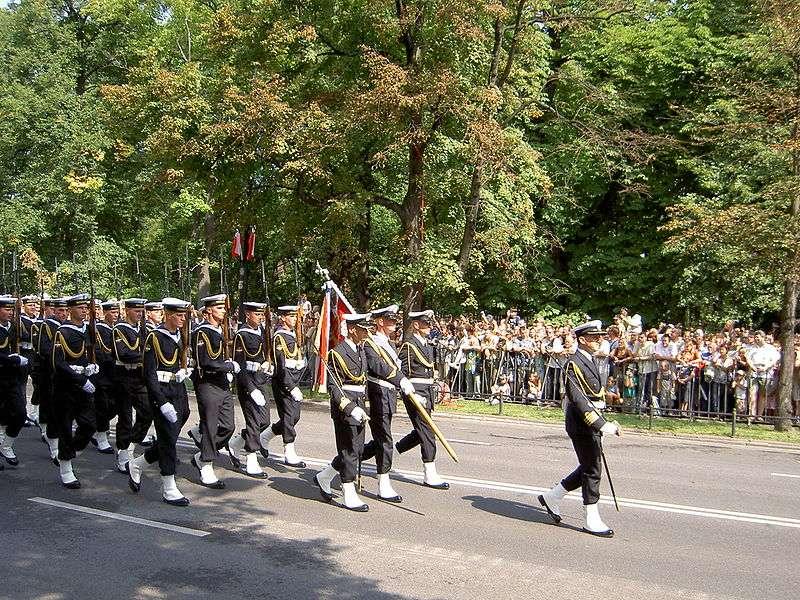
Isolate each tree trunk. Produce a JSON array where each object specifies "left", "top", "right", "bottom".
[
  {"left": 353, "top": 199, "right": 372, "bottom": 310},
  {"left": 198, "top": 206, "right": 216, "bottom": 300},
  {"left": 401, "top": 118, "right": 426, "bottom": 327},
  {"left": 457, "top": 160, "right": 483, "bottom": 271}
]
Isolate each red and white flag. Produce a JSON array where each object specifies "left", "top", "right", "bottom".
[
  {"left": 231, "top": 228, "right": 242, "bottom": 260},
  {"left": 314, "top": 279, "right": 355, "bottom": 393},
  {"left": 245, "top": 226, "right": 256, "bottom": 262}
]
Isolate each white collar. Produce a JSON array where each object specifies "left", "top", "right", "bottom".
[
  {"left": 373, "top": 332, "right": 389, "bottom": 343},
  {"left": 198, "top": 322, "right": 222, "bottom": 333},
  {"left": 155, "top": 326, "right": 181, "bottom": 342},
  {"left": 97, "top": 322, "right": 113, "bottom": 330},
  {"left": 414, "top": 333, "right": 427, "bottom": 346},
  {"left": 60, "top": 323, "right": 87, "bottom": 334},
  {"left": 117, "top": 321, "right": 139, "bottom": 332},
  {"left": 0, "top": 321, "right": 9, "bottom": 331},
  {"left": 577, "top": 348, "right": 593, "bottom": 361},
  {"left": 238, "top": 326, "right": 261, "bottom": 336},
  {"left": 345, "top": 338, "right": 357, "bottom": 352},
  {"left": 276, "top": 327, "right": 295, "bottom": 338}
]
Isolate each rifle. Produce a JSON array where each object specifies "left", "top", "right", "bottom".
[
  {"left": 261, "top": 259, "right": 273, "bottom": 364},
  {"left": 38, "top": 273, "right": 45, "bottom": 320},
  {"left": 223, "top": 294, "right": 233, "bottom": 360},
  {"left": 139, "top": 301, "right": 147, "bottom": 365},
  {"left": 12, "top": 251, "right": 21, "bottom": 354},
  {"left": 180, "top": 305, "right": 193, "bottom": 369},
  {"left": 88, "top": 270, "right": 97, "bottom": 363},
  {"left": 54, "top": 258, "right": 61, "bottom": 296}
]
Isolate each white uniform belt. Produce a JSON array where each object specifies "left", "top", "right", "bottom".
[
  {"left": 156, "top": 371, "right": 176, "bottom": 383},
  {"left": 589, "top": 401, "right": 606, "bottom": 410},
  {"left": 69, "top": 365, "right": 86, "bottom": 374},
  {"left": 245, "top": 361, "right": 262, "bottom": 372},
  {"left": 367, "top": 376, "right": 396, "bottom": 390},
  {"left": 342, "top": 384, "right": 366, "bottom": 393},
  {"left": 115, "top": 361, "right": 140, "bottom": 370},
  {"left": 284, "top": 358, "right": 306, "bottom": 370},
  {"left": 409, "top": 377, "right": 434, "bottom": 385},
  {"left": 20, "top": 342, "right": 33, "bottom": 350}
]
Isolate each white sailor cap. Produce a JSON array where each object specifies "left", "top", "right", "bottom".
[
  {"left": 162, "top": 297, "right": 191, "bottom": 313},
  {"left": 200, "top": 294, "right": 227, "bottom": 308},
  {"left": 573, "top": 320, "right": 606, "bottom": 337},
  {"left": 276, "top": 305, "right": 298, "bottom": 315},
  {"left": 242, "top": 301, "right": 268, "bottom": 313},
  {"left": 145, "top": 301, "right": 163, "bottom": 311},
  {"left": 370, "top": 304, "right": 400, "bottom": 320},
  {"left": 408, "top": 309, "right": 434, "bottom": 324},
  {"left": 47, "top": 297, "right": 69, "bottom": 308},
  {"left": 343, "top": 312, "right": 372, "bottom": 329},
  {"left": 66, "top": 293, "right": 91, "bottom": 307},
  {"left": 21, "top": 294, "right": 40, "bottom": 303},
  {"left": 0, "top": 296, "right": 15, "bottom": 308},
  {"left": 123, "top": 298, "right": 148, "bottom": 309},
  {"left": 101, "top": 299, "right": 119, "bottom": 310}
]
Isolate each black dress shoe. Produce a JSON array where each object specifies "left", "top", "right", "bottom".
[
  {"left": 284, "top": 459, "right": 306, "bottom": 469},
  {"left": 52, "top": 457, "right": 60, "bottom": 467},
  {"left": 314, "top": 474, "right": 333, "bottom": 502},
  {"left": 259, "top": 448, "right": 270, "bottom": 460},
  {"left": 0, "top": 462, "right": 4, "bottom": 471},
  {"left": 163, "top": 496, "right": 190, "bottom": 507},
  {"left": 243, "top": 470, "right": 269, "bottom": 480},
  {"left": 538, "top": 495, "right": 562, "bottom": 524},
  {"left": 582, "top": 527, "right": 614, "bottom": 538},
  {"left": 2, "top": 454, "right": 19, "bottom": 467},
  {"left": 379, "top": 494, "right": 402, "bottom": 504},
  {"left": 191, "top": 455, "right": 225, "bottom": 489},
  {"left": 226, "top": 445, "right": 243, "bottom": 469},
  {"left": 139, "top": 438, "right": 155, "bottom": 448},
  {"left": 344, "top": 503, "right": 369, "bottom": 512},
  {"left": 128, "top": 474, "right": 141, "bottom": 493},
  {"left": 423, "top": 481, "right": 450, "bottom": 490},
  {"left": 62, "top": 480, "right": 81, "bottom": 490}
]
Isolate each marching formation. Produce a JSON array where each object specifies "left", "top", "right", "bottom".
[{"left": 0, "top": 290, "right": 621, "bottom": 535}]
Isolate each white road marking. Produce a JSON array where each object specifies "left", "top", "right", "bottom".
[
  {"left": 29, "top": 497, "right": 210, "bottom": 537},
  {"left": 173, "top": 438, "right": 800, "bottom": 529},
  {"left": 771, "top": 472, "right": 800, "bottom": 479},
  {"left": 448, "top": 438, "right": 493, "bottom": 446}
]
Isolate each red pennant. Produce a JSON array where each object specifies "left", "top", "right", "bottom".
[
  {"left": 231, "top": 229, "right": 242, "bottom": 259},
  {"left": 245, "top": 226, "right": 256, "bottom": 262}
]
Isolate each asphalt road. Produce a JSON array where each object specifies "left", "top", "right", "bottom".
[{"left": 2, "top": 397, "right": 799, "bottom": 600}]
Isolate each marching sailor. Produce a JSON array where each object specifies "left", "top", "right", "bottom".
[
  {"left": 189, "top": 294, "right": 238, "bottom": 489},
  {"left": 89, "top": 299, "right": 118, "bottom": 454},
  {"left": 128, "top": 298, "right": 192, "bottom": 506},
  {"left": 20, "top": 295, "right": 40, "bottom": 425},
  {"left": 395, "top": 310, "right": 449, "bottom": 489},
  {"left": 259, "top": 305, "right": 307, "bottom": 468},
  {"left": 226, "top": 302, "right": 273, "bottom": 479},
  {"left": 314, "top": 313, "right": 373, "bottom": 511},
  {"left": 113, "top": 298, "right": 152, "bottom": 473},
  {"left": 538, "top": 320, "right": 622, "bottom": 537},
  {"left": 360, "top": 305, "right": 418, "bottom": 503},
  {"left": 36, "top": 297, "right": 68, "bottom": 464},
  {"left": 51, "top": 294, "right": 99, "bottom": 488},
  {"left": 145, "top": 301, "right": 163, "bottom": 331},
  {"left": 0, "top": 296, "right": 29, "bottom": 467}
]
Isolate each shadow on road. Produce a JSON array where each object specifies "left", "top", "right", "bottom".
[{"left": 462, "top": 494, "right": 583, "bottom": 533}]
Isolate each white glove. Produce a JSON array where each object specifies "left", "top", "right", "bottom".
[
  {"left": 260, "top": 361, "right": 274, "bottom": 376},
  {"left": 226, "top": 372, "right": 234, "bottom": 383},
  {"left": 399, "top": 377, "right": 415, "bottom": 396},
  {"left": 600, "top": 421, "right": 621, "bottom": 436},
  {"left": 84, "top": 363, "right": 100, "bottom": 377},
  {"left": 160, "top": 402, "right": 178, "bottom": 423},
  {"left": 82, "top": 380, "right": 96, "bottom": 395},
  {"left": 10, "top": 354, "right": 29, "bottom": 368},
  {"left": 290, "top": 387, "right": 303, "bottom": 403},
  {"left": 226, "top": 359, "right": 241, "bottom": 374},
  {"left": 250, "top": 389, "right": 266, "bottom": 406},
  {"left": 350, "top": 406, "right": 368, "bottom": 423},
  {"left": 175, "top": 368, "right": 193, "bottom": 383}
]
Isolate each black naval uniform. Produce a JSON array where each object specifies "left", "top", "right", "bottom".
[
  {"left": 20, "top": 312, "right": 39, "bottom": 412},
  {"left": 269, "top": 327, "right": 305, "bottom": 444},
  {"left": 92, "top": 322, "right": 117, "bottom": 435},
  {"left": 395, "top": 333, "right": 437, "bottom": 462},
  {"left": 52, "top": 323, "right": 97, "bottom": 461},
  {"left": 113, "top": 321, "right": 153, "bottom": 449},
  {"left": 561, "top": 348, "right": 609, "bottom": 505},
  {"left": 191, "top": 322, "right": 236, "bottom": 461},
  {"left": 233, "top": 324, "right": 273, "bottom": 453},
  {"left": 361, "top": 334, "right": 408, "bottom": 474},
  {"left": 0, "top": 321, "right": 27, "bottom": 440},
  {"left": 36, "top": 316, "right": 62, "bottom": 439},
  {"left": 327, "top": 339, "right": 368, "bottom": 484},
  {"left": 142, "top": 326, "right": 190, "bottom": 475}
]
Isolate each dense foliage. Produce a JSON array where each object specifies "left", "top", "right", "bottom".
[{"left": 1, "top": 0, "right": 797, "bottom": 333}]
